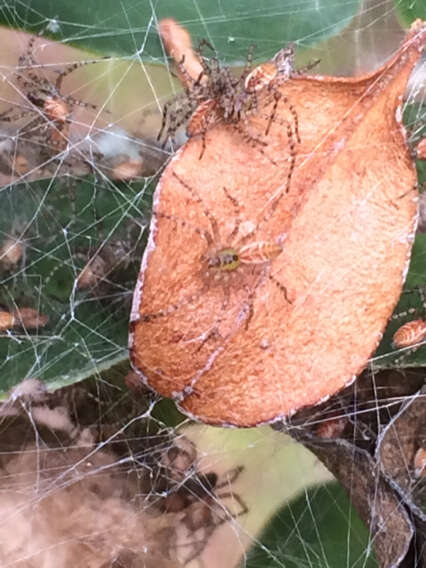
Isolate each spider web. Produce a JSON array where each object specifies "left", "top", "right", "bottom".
[{"left": 0, "top": 0, "right": 425, "bottom": 567}]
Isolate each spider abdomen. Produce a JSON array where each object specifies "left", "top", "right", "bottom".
[
  {"left": 239, "top": 241, "right": 282, "bottom": 264},
  {"left": 244, "top": 63, "right": 277, "bottom": 93},
  {"left": 392, "top": 319, "right": 426, "bottom": 348}
]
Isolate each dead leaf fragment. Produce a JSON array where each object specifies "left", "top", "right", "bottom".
[
  {"left": 13, "top": 307, "right": 49, "bottom": 329},
  {"left": 0, "top": 310, "right": 14, "bottom": 330},
  {"left": 0, "top": 307, "right": 48, "bottom": 330},
  {"left": 0, "top": 237, "right": 23, "bottom": 268},
  {"left": 417, "top": 137, "right": 426, "bottom": 160},
  {"left": 376, "top": 385, "right": 426, "bottom": 519},
  {"left": 158, "top": 19, "right": 203, "bottom": 88},
  {"left": 131, "top": 21, "right": 426, "bottom": 427}
]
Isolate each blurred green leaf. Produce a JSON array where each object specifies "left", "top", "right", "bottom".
[
  {"left": 245, "top": 482, "right": 377, "bottom": 568},
  {"left": 394, "top": 0, "right": 426, "bottom": 26},
  {"left": 3, "top": 0, "right": 362, "bottom": 60},
  {"left": 372, "top": 103, "right": 426, "bottom": 369},
  {"left": 0, "top": 175, "right": 150, "bottom": 395},
  {"left": 374, "top": 233, "right": 426, "bottom": 369}
]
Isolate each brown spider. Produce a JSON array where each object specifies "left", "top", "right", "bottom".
[
  {"left": 140, "top": 161, "right": 294, "bottom": 345},
  {"left": 0, "top": 37, "right": 106, "bottom": 160},
  {"left": 136, "top": 168, "right": 294, "bottom": 402},
  {"left": 155, "top": 436, "right": 248, "bottom": 566},
  {"left": 157, "top": 41, "right": 301, "bottom": 160},
  {"left": 172, "top": 172, "right": 290, "bottom": 308}
]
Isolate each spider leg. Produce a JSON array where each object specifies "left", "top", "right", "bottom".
[
  {"left": 264, "top": 90, "right": 280, "bottom": 137},
  {"left": 241, "top": 44, "right": 256, "bottom": 80},
  {"left": 177, "top": 523, "right": 216, "bottom": 567},
  {"left": 294, "top": 58, "right": 321, "bottom": 75},
  {"left": 222, "top": 187, "right": 241, "bottom": 240},
  {"left": 238, "top": 119, "right": 296, "bottom": 249},
  {"left": 214, "top": 491, "right": 248, "bottom": 521},
  {"left": 195, "top": 325, "right": 223, "bottom": 353},
  {"left": 281, "top": 120, "right": 297, "bottom": 195},
  {"left": 232, "top": 120, "right": 277, "bottom": 168},
  {"left": 18, "top": 39, "right": 52, "bottom": 89},
  {"left": 267, "top": 87, "right": 300, "bottom": 143},
  {"left": 63, "top": 94, "right": 98, "bottom": 113},
  {"left": 197, "top": 38, "right": 216, "bottom": 57},
  {"left": 176, "top": 54, "right": 205, "bottom": 90},
  {"left": 155, "top": 210, "right": 213, "bottom": 246},
  {"left": 198, "top": 130, "right": 207, "bottom": 160},
  {"left": 18, "top": 36, "right": 36, "bottom": 66},
  {"left": 16, "top": 115, "right": 45, "bottom": 138},
  {"left": 269, "top": 273, "right": 292, "bottom": 304},
  {"left": 284, "top": 95, "right": 301, "bottom": 143},
  {"left": 187, "top": 99, "right": 223, "bottom": 159},
  {"left": 197, "top": 40, "right": 220, "bottom": 86},
  {"left": 158, "top": 94, "right": 194, "bottom": 147},
  {"left": 157, "top": 98, "right": 173, "bottom": 142},
  {"left": 0, "top": 107, "right": 33, "bottom": 122},
  {"left": 214, "top": 465, "right": 244, "bottom": 489},
  {"left": 55, "top": 56, "right": 110, "bottom": 92},
  {"left": 193, "top": 68, "right": 206, "bottom": 88},
  {"left": 139, "top": 288, "right": 204, "bottom": 323},
  {"left": 241, "top": 273, "right": 264, "bottom": 331},
  {"left": 17, "top": 37, "right": 37, "bottom": 77},
  {"left": 391, "top": 307, "right": 419, "bottom": 321},
  {"left": 244, "top": 295, "right": 255, "bottom": 330},
  {"left": 173, "top": 172, "right": 220, "bottom": 243}
]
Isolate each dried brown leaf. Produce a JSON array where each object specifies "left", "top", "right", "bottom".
[{"left": 131, "top": 22, "right": 425, "bottom": 427}]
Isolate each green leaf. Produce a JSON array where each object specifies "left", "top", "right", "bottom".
[
  {"left": 245, "top": 482, "right": 378, "bottom": 568},
  {"left": 373, "top": 233, "right": 426, "bottom": 369},
  {"left": 372, "top": 103, "right": 426, "bottom": 369},
  {"left": 0, "top": 175, "right": 150, "bottom": 395},
  {"left": 4, "top": 0, "right": 362, "bottom": 60},
  {"left": 394, "top": 0, "right": 426, "bottom": 26}
]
